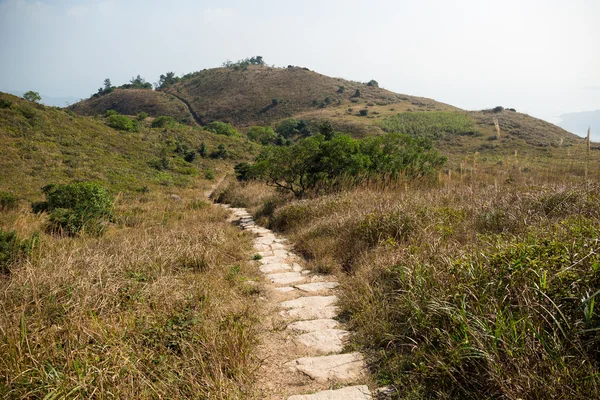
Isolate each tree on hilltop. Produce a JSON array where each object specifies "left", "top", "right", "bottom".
[{"left": 23, "top": 91, "right": 41, "bottom": 103}]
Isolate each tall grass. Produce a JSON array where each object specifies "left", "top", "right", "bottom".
[
  {"left": 234, "top": 175, "right": 600, "bottom": 399},
  {"left": 0, "top": 192, "right": 260, "bottom": 399}
]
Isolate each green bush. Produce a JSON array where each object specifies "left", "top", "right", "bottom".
[
  {"left": 205, "top": 121, "right": 238, "bottom": 136},
  {"left": 359, "top": 109, "right": 368, "bottom": 117},
  {"left": 0, "top": 229, "right": 38, "bottom": 275},
  {"left": 249, "top": 133, "right": 445, "bottom": 196},
  {"left": 0, "top": 191, "right": 18, "bottom": 211},
  {"left": 36, "top": 182, "right": 114, "bottom": 236},
  {"left": 136, "top": 112, "right": 149, "bottom": 121},
  {"left": 247, "top": 126, "right": 277, "bottom": 144},
  {"left": 106, "top": 112, "right": 138, "bottom": 132},
  {"left": 151, "top": 116, "right": 177, "bottom": 128},
  {"left": 0, "top": 98, "right": 12, "bottom": 108}
]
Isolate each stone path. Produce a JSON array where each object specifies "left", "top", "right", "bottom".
[{"left": 222, "top": 206, "right": 374, "bottom": 399}]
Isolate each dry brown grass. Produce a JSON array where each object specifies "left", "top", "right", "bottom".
[
  {"left": 162, "top": 65, "right": 451, "bottom": 127},
  {"left": 228, "top": 166, "right": 600, "bottom": 399},
  {"left": 69, "top": 89, "right": 193, "bottom": 123},
  {"left": 0, "top": 192, "right": 261, "bottom": 399}
]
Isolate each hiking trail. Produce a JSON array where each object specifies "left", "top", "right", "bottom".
[{"left": 219, "top": 205, "right": 394, "bottom": 399}]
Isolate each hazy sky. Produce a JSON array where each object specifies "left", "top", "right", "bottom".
[{"left": 1, "top": 0, "right": 598, "bottom": 126}]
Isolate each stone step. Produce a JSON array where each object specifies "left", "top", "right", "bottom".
[
  {"left": 260, "top": 263, "right": 293, "bottom": 274},
  {"left": 280, "top": 296, "right": 338, "bottom": 320},
  {"left": 295, "top": 282, "right": 339, "bottom": 292},
  {"left": 286, "top": 353, "right": 366, "bottom": 384},
  {"left": 295, "top": 329, "right": 349, "bottom": 354},
  {"left": 288, "top": 385, "right": 372, "bottom": 400},
  {"left": 268, "top": 271, "right": 306, "bottom": 286},
  {"left": 287, "top": 319, "right": 340, "bottom": 332}
]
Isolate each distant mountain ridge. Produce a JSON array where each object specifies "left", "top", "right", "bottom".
[
  {"left": 7, "top": 90, "right": 80, "bottom": 107},
  {"left": 558, "top": 110, "right": 600, "bottom": 141}
]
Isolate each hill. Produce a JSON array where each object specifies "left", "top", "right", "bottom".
[
  {"left": 68, "top": 89, "right": 195, "bottom": 124},
  {"left": 158, "top": 65, "right": 454, "bottom": 127},
  {"left": 66, "top": 65, "right": 587, "bottom": 173},
  {"left": 0, "top": 92, "right": 257, "bottom": 200}
]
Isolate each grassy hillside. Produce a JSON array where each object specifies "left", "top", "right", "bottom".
[
  {"left": 0, "top": 92, "right": 263, "bottom": 398},
  {"left": 160, "top": 65, "right": 453, "bottom": 127},
  {"left": 69, "top": 89, "right": 194, "bottom": 124},
  {"left": 0, "top": 92, "right": 258, "bottom": 201}
]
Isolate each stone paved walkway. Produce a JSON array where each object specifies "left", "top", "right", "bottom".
[{"left": 223, "top": 206, "right": 374, "bottom": 399}]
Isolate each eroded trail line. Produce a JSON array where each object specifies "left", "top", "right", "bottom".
[{"left": 221, "top": 205, "right": 377, "bottom": 399}]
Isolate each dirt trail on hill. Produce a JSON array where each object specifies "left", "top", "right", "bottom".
[
  {"left": 164, "top": 91, "right": 204, "bottom": 126},
  {"left": 208, "top": 199, "right": 396, "bottom": 399}
]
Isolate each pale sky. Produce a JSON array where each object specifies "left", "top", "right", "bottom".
[{"left": 1, "top": 0, "right": 598, "bottom": 128}]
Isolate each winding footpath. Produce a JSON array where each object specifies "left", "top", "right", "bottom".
[{"left": 221, "top": 205, "right": 385, "bottom": 399}]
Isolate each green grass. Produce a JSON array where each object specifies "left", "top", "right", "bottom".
[
  {"left": 380, "top": 111, "right": 479, "bottom": 139},
  {"left": 0, "top": 92, "right": 259, "bottom": 200}
]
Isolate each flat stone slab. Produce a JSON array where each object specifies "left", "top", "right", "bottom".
[
  {"left": 260, "top": 263, "right": 292, "bottom": 273},
  {"left": 274, "top": 249, "right": 291, "bottom": 257},
  {"left": 280, "top": 296, "right": 338, "bottom": 320},
  {"left": 295, "top": 282, "right": 339, "bottom": 292},
  {"left": 268, "top": 272, "right": 306, "bottom": 286},
  {"left": 287, "top": 319, "right": 340, "bottom": 332},
  {"left": 296, "top": 329, "right": 349, "bottom": 354},
  {"left": 256, "top": 236, "right": 277, "bottom": 245},
  {"left": 260, "top": 256, "right": 285, "bottom": 265},
  {"left": 287, "top": 353, "right": 366, "bottom": 384},
  {"left": 288, "top": 385, "right": 372, "bottom": 400}
]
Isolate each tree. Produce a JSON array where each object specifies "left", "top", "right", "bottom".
[
  {"left": 367, "top": 80, "right": 379, "bottom": 87},
  {"left": 23, "top": 91, "right": 41, "bottom": 103},
  {"left": 247, "top": 126, "right": 277, "bottom": 144},
  {"left": 157, "top": 72, "right": 179, "bottom": 88},
  {"left": 103, "top": 79, "right": 112, "bottom": 91}
]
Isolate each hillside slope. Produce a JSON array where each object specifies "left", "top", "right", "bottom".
[
  {"left": 160, "top": 65, "right": 454, "bottom": 127},
  {"left": 0, "top": 92, "right": 256, "bottom": 199},
  {"left": 69, "top": 89, "right": 194, "bottom": 123}
]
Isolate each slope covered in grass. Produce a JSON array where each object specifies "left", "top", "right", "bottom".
[
  {"left": 0, "top": 92, "right": 257, "bottom": 200},
  {"left": 69, "top": 89, "right": 194, "bottom": 123},
  {"left": 160, "top": 65, "right": 450, "bottom": 127}
]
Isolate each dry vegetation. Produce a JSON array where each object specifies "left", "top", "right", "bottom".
[
  {"left": 216, "top": 153, "right": 600, "bottom": 399},
  {"left": 69, "top": 89, "right": 193, "bottom": 124},
  {"left": 161, "top": 65, "right": 450, "bottom": 127},
  {"left": 0, "top": 192, "right": 262, "bottom": 399}
]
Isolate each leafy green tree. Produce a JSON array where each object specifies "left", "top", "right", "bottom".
[
  {"left": 248, "top": 133, "right": 445, "bottom": 196},
  {"left": 23, "top": 91, "right": 41, "bottom": 103},
  {"left": 157, "top": 72, "right": 179, "bottom": 88}
]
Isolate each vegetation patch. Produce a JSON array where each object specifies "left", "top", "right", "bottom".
[{"left": 380, "top": 111, "right": 479, "bottom": 139}]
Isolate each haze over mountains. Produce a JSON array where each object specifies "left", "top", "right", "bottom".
[{"left": 558, "top": 110, "right": 600, "bottom": 141}]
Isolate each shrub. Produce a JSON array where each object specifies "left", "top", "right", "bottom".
[
  {"left": 0, "top": 229, "right": 38, "bottom": 275},
  {"left": 205, "top": 121, "right": 238, "bottom": 136},
  {"left": 136, "top": 112, "right": 148, "bottom": 121},
  {"left": 151, "top": 116, "right": 177, "bottom": 128},
  {"left": 366, "top": 80, "right": 379, "bottom": 87},
  {"left": 210, "top": 144, "right": 230, "bottom": 159},
  {"left": 351, "top": 89, "right": 361, "bottom": 98},
  {"left": 0, "top": 98, "right": 12, "bottom": 108},
  {"left": 106, "top": 112, "right": 138, "bottom": 132},
  {"left": 247, "top": 126, "right": 277, "bottom": 144},
  {"left": 249, "top": 133, "right": 445, "bottom": 196},
  {"left": 359, "top": 109, "right": 368, "bottom": 117},
  {"left": 37, "top": 182, "right": 114, "bottom": 236},
  {"left": 0, "top": 191, "right": 18, "bottom": 211}
]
